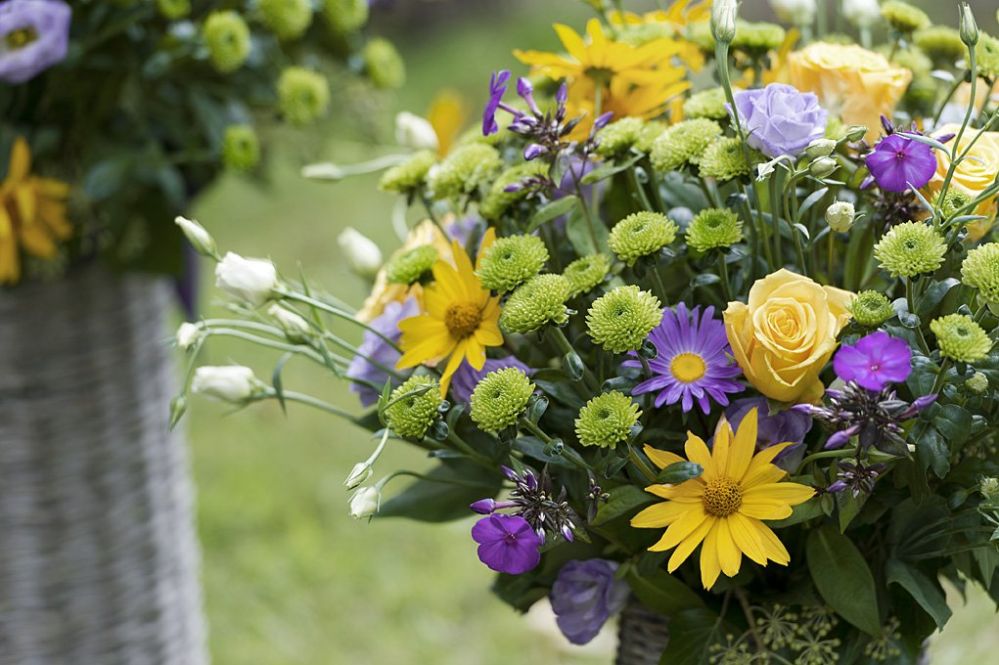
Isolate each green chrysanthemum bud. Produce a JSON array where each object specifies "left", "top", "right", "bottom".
[
  {"left": 930, "top": 314, "right": 992, "bottom": 362},
  {"left": 732, "top": 21, "right": 786, "bottom": 55},
  {"left": 499, "top": 274, "right": 571, "bottom": 334},
  {"left": 825, "top": 201, "right": 855, "bottom": 233},
  {"left": 277, "top": 67, "right": 330, "bottom": 125},
  {"left": 976, "top": 34, "right": 999, "bottom": 80},
  {"left": 322, "top": 0, "right": 368, "bottom": 35},
  {"left": 156, "top": 0, "right": 190, "bottom": 20},
  {"left": 222, "top": 125, "right": 260, "bottom": 172},
  {"left": 428, "top": 143, "right": 503, "bottom": 199},
  {"left": 608, "top": 212, "right": 678, "bottom": 266},
  {"left": 385, "top": 245, "right": 438, "bottom": 285},
  {"left": 903, "top": 75, "right": 938, "bottom": 117},
  {"left": 259, "top": 0, "right": 313, "bottom": 41},
  {"left": 913, "top": 26, "right": 967, "bottom": 64},
  {"left": 564, "top": 254, "right": 610, "bottom": 298},
  {"left": 384, "top": 375, "right": 443, "bottom": 439},
  {"left": 873, "top": 222, "right": 947, "bottom": 278},
  {"left": 881, "top": 1, "right": 931, "bottom": 34},
  {"left": 850, "top": 291, "right": 895, "bottom": 327},
  {"left": 363, "top": 38, "right": 405, "bottom": 89},
  {"left": 378, "top": 150, "right": 437, "bottom": 194},
  {"left": 587, "top": 285, "right": 662, "bottom": 353},
  {"left": 966, "top": 371, "right": 989, "bottom": 394},
  {"left": 596, "top": 117, "right": 646, "bottom": 158},
  {"left": 699, "top": 137, "right": 758, "bottom": 181},
  {"left": 477, "top": 235, "right": 549, "bottom": 294},
  {"left": 575, "top": 391, "right": 641, "bottom": 448},
  {"left": 686, "top": 208, "right": 743, "bottom": 252},
  {"left": 650, "top": 119, "right": 722, "bottom": 173},
  {"left": 937, "top": 188, "right": 973, "bottom": 219},
  {"left": 469, "top": 368, "right": 536, "bottom": 433},
  {"left": 480, "top": 162, "right": 547, "bottom": 220},
  {"left": 635, "top": 121, "right": 667, "bottom": 154},
  {"left": 962, "top": 244, "right": 999, "bottom": 304},
  {"left": 683, "top": 87, "right": 728, "bottom": 121},
  {"left": 202, "top": 11, "right": 251, "bottom": 73}
]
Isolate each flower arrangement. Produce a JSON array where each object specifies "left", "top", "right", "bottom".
[
  {"left": 176, "top": 0, "right": 999, "bottom": 661},
  {"left": 0, "top": 0, "right": 403, "bottom": 285}
]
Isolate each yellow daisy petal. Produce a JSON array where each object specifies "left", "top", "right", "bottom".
[
  {"left": 684, "top": 433, "right": 717, "bottom": 480},
  {"left": 699, "top": 521, "right": 723, "bottom": 589},
  {"left": 649, "top": 504, "right": 708, "bottom": 552},
  {"left": 715, "top": 517, "right": 743, "bottom": 578},
  {"left": 728, "top": 408, "right": 758, "bottom": 481},
  {"left": 738, "top": 499, "right": 794, "bottom": 521},
  {"left": 667, "top": 517, "right": 714, "bottom": 573},
  {"left": 753, "top": 521, "right": 791, "bottom": 565},
  {"left": 645, "top": 479, "right": 704, "bottom": 501},
  {"left": 643, "top": 445, "right": 685, "bottom": 470},
  {"left": 631, "top": 501, "right": 690, "bottom": 528},
  {"left": 712, "top": 417, "right": 732, "bottom": 476},
  {"left": 742, "top": 482, "right": 816, "bottom": 507},
  {"left": 728, "top": 513, "right": 769, "bottom": 566}
]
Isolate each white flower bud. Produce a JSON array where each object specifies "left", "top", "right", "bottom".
[
  {"left": 769, "top": 0, "right": 817, "bottom": 26},
  {"left": 825, "top": 201, "right": 856, "bottom": 233},
  {"left": 338, "top": 227, "right": 383, "bottom": 279},
  {"left": 394, "top": 111, "right": 439, "bottom": 151},
  {"left": 711, "top": 0, "right": 738, "bottom": 44},
  {"left": 175, "top": 216, "right": 217, "bottom": 258},
  {"left": 842, "top": 0, "right": 881, "bottom": 28},
  {"left": 959, "top": 3, "right": 978, "bottom": 47},
  {"left": 805, "top": 138, "right": 837, "bottom": 159},
  {"left": 966, "top": 371, "right": 989, "bottom": 394},
  {"left": 267, "top": 304, "right": 311, "bottom": 342},
  {"left": 215, "top": 252, "right": 278, "bottom": 306},
  {"left": 349, "top": 486, "right": 381, "bottom": 519},
  {"left": 191, "top": 365, "right": 261, "bottom": 403},
  {"left": 809, "top": 156, "right": 838, "bottom": 179},
  {"left": 176, "top": 322, "right": 203, "bottom": 350},
  {"left": 344, "top": 462, "right": 373, "bottom": 490}
]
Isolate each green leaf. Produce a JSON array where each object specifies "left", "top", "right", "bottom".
[
  {"left": 837, "top": 490, "right": 867, "bottom": 532},
  {"left": 917, "top": 278, "right": 960, "bottom": 318},
  {"left": 513, "top": 436, "right": 577, "bottom": 470},
  {"left": 624, "top": 567, "right": 704, "bottom": 618},
  {"left": 657, "top": 607, "right": 726, "bottom": 665},
  {"left": 885, "top": 559, "right": 952, "bottom": 628},
  {"left": 565, "top": 207, "right": 609, "bottom": 256},
  {"left": 796, "top": 186, "right": 829, "bottom": 222},
  {"left": 806, "top": 524, "right": 881, "bottom": 636},
  {"left": 580, "top": 155, "right": 641, "bottom": 185},
  {"left": 271, "top": 352, "right": 294, "bottom": 415},
  {"left": 933, "top": 403, "right": 972, "bottom": 448},
  {"left": 378, "top": 460, "right": 502, "bottom": 522},
  {"left": 656, "top": 462, "right": 703, "bottom": 484},
  {"left": 527, "top": 195, "right": 579, "bottom": 232},
  {"left": 592, "top": 485, "right": 655, "bottom": 526},
  {"left": 83, "top": 157, "right": 131, "bottom": 201},
  {"left": 915, "top": 426, "right": 950, "bottom": 478}
]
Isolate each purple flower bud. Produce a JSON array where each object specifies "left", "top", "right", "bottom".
[
  {"left": 825, "top": 424, "right": 860, "bottom": 449},
  {"left": 524, "top": 143, "right": 547, "bottom": 161},
  {"left": 880, "top": 115, "right": 895, "bottom": 135},
  {"left": 593, "top": 111, "right": 614, "bottom": 131},
  {"left": 469, "top": 498, "right": 496, "bottom": 514},
  {"left": 900, "top": 393, "right": 937, "bottom": 419},
  {"left": 561, "top": 524, "right": 575, "bottom": 542},
  {"left": 524, "top": 469, "right": 539, "bottom": 491},
  {"left": 556, "top": 82, "right": 568, "bottom": 107},
  {"left": 500, "top": 465, "right": 518, "bottom": 481},
  {"left": 827, "top": 480, "right": 848, "bottom": 493},
  {"left": 482, "top": 70, "right": 511, "bottom": 136},
  {"left": 516, "top": 76, "right": 541, "bottom": 115}
]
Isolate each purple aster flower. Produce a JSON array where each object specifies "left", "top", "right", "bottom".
[
  {"left": 550, "top": 559, "right": 629, "bottom": 645},
  {"left": 833, "top": 331, "right": 912, "bottom": 392},
  {"left": 731, "top": 83, "right": 827, "bottom": 158},
  {"left": 482, "top": 70, "right": 512, "bottom": 136},
  {"left": 0, "top": 0, "right": 71, "bottom": 84},
  {"left": 347, "top": 297, "right": 419, "bottom": 406},
  {"left": 471, "top": 513, "right": 541, "bottom": 575},
  {"left": 864, "top": 132, "right": 937, "bottom": 193},
  {"left": 451, "top": 355, "right": 532, "bottom": 404},
  {"left": 624, "top": 303, "right": 743, "bottom": 414},
  {"left": 725, "top": 397, "right": 812, "bottom": 470}
]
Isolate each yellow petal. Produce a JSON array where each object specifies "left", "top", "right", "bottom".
[
  {"left": 667, "top": 516, "right": 714, "bottom": 573},
  {"left": 8, "top": 137, "right": 31, "bottom": 182},
  {"left": 742, "top": 482, "right": 816, "bottom": 507},
  {"left": 645, "top": 479, "right": 704, "bottom": 501},
  {"left": 753, "top": 520, "right": 791, "bottom": 565},
  {"left": 738, "top": 499, "right": 793, "bottom": 521},
  {"left": 712, "top": 417, "right": 732, "bottom": 476},
  {"left": 553, "top": 23, "right": 588, "bottom": 64},
  {"left": 699, "top": 521, "right": 722, "bottom": 589},
  {"left": 649, "top": 505, "right": 708, "bottom": 552},
  {"left": 464, "top": 338, "right": 486, "bottom": 370},
  {"left": 728, "top": 513, "right": 769, "bottom": 566},
  {"left": 476, "top": 226, "right": 497, "bottom": 269},
  {"left": 684, "top": 432, "right": 717, "bottom": 480},
  {"left": 473, "top": 320, "right": 503, "bottom": 347},
  {"left": 631, "top": 501, "right": 690, "bottom": 528},
  {"left": 643, "top": 445, "right": 685, "bottom": 470},
  {"left": 18, "top": 225, "right": 56, "bottom": 258},
  {"left": 741, "top": 442, "right": 796, "bottom": 487},
  {"left": 715, "top": 518, "right": 743, "bottom": 578},
  {"left": 729, "top": 408, "right": 757, "bottom": 481}
]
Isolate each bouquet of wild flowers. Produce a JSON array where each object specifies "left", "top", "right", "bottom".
[
  {"left": 177, "top": 0, "right": 999, "bottom": 661},
  {"left": 0, "top": 0, "right": 403, "bottom": 286}
]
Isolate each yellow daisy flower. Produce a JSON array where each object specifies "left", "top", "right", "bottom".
[
  {"left": 0, "top": 137, "right": 72, "bottom": 285},
  {"left": 396, "top": 236, "right": 503, "bottom": 396},
  {"left": 631, "top": 408, "right": 815, "bottom": 590},
  {"left": 609, "top": 0, "right": 711, "bottom": 72},
  {"left": 427, "top": 89, "right": 467, "bottom": 157}
]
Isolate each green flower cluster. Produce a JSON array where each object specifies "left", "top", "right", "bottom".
[
  {"left": 596, "top": 118, "right": 645, "bottom": 158},
  {"left": 222, "top": 125, "right": 261, "bottom": 172},
  {"left": 881, "top": 1, "right": 931, "bottom": 34},
  {"left": 686, "top": 208, "right": 742, "bottom": 253},
  {"left": 608, "top": 212, "right": 678, "bottom": 265},
  {"left": 384, "top": 375, "right": 443, "bottom": 439},
  {"left": 379, "top": 151, "right": 437, "bottom": 194},
  {"left": 480, "top": 162, "right": 547, "bottom": 220},
  {"left": 429, "top": 143, "right": 503, "bottom": 199},
  {"left": 469, "top": 368, "right": 535, "bottom": 433},
  {"left": 564, "top": 254, "right": 610, "bottom": 298},
  {"left": 977, "top": 34, "right": 999, "bottom": 80},
  {"left": 914, "top": 26, "right": 966, "bottom": 64},
  {"left": 930, "top": 314, "right": 992, "bottom": 363},
  {"left": 873, "top": 222, "right": 946, "bottom": 278},
  {"left": 586, "top": 286, "right": 662, "bottom": 353},
  {"left": 203, "top": 11, "right": 251, "bottom": 73},
  {"left": 278, "top": 67, "right": 331, "bottom": 125},
  {"left": 323, "top": 0, "right": 368, "bottom": 35},
  {"left": 364, "top": 38, "right": 406, "bottom": 89},
  {"left": 477, "top": 235, "right": 549, "bottom": 293},
  {"left": 259, "top": 0, "right": 313, "bottom": 41},
  {"left": 156, "top": 0, "right": 190, "bottom": 20},
  {"left": 962, "top": 244, "right": 999, "bottom": 304},
  {"left": 650, "top": 119, "right": 721, "bottom": 173},
  {"left": 850, "top": 291, "right": 895, "bottom": 327},
  {"left": 683, "top": 88, "right": 728, "bottom": 121},
  {"left": 386, "top": 245, "right": 438, "bottom": 285},
  {"left": 500, "top": 274, "right": 571, "bottom": 334},
  {"left": 575, "top": 391, "right": 641, "bottom": 448},
  {"left": 699, "top": 137, "right": 757, "bottom": 181}
]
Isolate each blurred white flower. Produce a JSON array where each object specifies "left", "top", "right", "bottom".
[
  {"left": 349, "top": 486, "right": 381, "bottom": 519},
  {"left": 176, "top": 322, "right": 202, "bottom": 350},
  {"left": 344, "top": 462, "right": 374, "bottom": 490},
  {"left": 175, "top": 216, "right": 217, "bottom": 258},
  {"left": 267, "top": 304, "right": 311, "bottom": 342},
  {"left": 825, "top": 201, "right": 856, "bottom": 233},
  {"left": 842, "top": 0, "right": 881, "bottom": 28},
  {"left": 338, "top": 227, "right": 383, "bottom": 278},
  {"left": 215, "top": 252, "right": 278, "bottom": 306},
  {"left": 191, "top": 365, "right": 260, "bottom": 403},
  {"left": 770, "top": 0, "right": 816, "bottom": 26},
  {"left": 395, "top": 111, "right": 439, "bottom": 151}
]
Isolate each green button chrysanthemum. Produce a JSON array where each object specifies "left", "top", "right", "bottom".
[
  {"left": 849, "top": 291, "right": 895, "bottom": 327},
  {"left": 966, "top": 371, "right": 989, "bottom": 394},
  {"left": 322, "top": 0, "right": 368, "bottom": 34},
  {"left": 469, "top": 368, "right": 536, "bottom": 433},
  {"left": 962, "top": 244, "right": 999, "bottom": 304},
  {"left": 881, "top": 1, "right": 931, "bottom": 34},
  {"left": 259, "top": 0, "right": 313, "bottom": 41},
  {"left": 363, "top": 38, "right": 405, "bottom": 89},
  {"left": 650, "top": 119, "right": 722, "bottom": 173},
  {"left": 575, "top": 391, "right": 641, "bottom": 448},
  {"left": 379, "top": 150, "right": 437, "bottom": 194},
  {"left": 428, "top": 143, "right": 503, "bottom": 199},
  {"left": 278, "top": 67, "right": 331, "bottom": 125},
  {"left": 608, "top": 212, "right": 678, "bottom": 266},
  {"left": 733, "top": 21, "right": 786, "bottom": 55},
  {"left": 930, "top": 314, "right": 993, "bottom": 363},
  {"left": 384, "top": 375, "right": 443, "bottom": 439},
  {"left": 386, "top": 245, "right": 438, "bottom": 285},
  {"left": 976, "top": 34, "right": 999, "bottom": 80},
  {"left": 480, "top": 162, "right": 547, "bottom": 220},
  {"left": 699, "top": 137, "right": 758, "bottom": 181},
  {"left": 686, "top": 208, "right": 743, "bottom": 253},
  {"left": 499, "top": 274, "right": 571, "bottom": 334},
  {"left": 596, "top": 118, "right": 645, "bottom": 158},
  {"left": 635, "top": 121, "right": 667, "bottom": 154},
  {"left": 564, "top": 254, "right": 610, "bottom": 298},
  {"left": 683, "top": 87, "right": 728, "bottom": 121},
  {"left": 202, "top": 11, "right": 251, "bottom": 73},
  {"left": 873, "top": 221, "right": 947, "bottom": 278},
  {"left": 936, "top": 188, "right": 974, "bottom": 220},
  {"left": 586, "top": 285, "right": 663, "bottom": 353},
  {"left": 222, "top": 125, "right": 260, "bottom": 172},
  {"left": 477, "top": 235, "right": 549, "bottom": 293},
  {"left": 156, "top": 0, "right": 190, "bottom": 20},
  {"left": 914, "top": 26, "right": 966, "bottom": 64}
]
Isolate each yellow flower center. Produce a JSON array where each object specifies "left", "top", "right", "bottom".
[
  {"left": 702, "top": 477, "right": 743, "bottom": 517},
  {"left": 445, "top": 302, "right": 482, "bottom": 339},
  {"left": 670, "top": 352, "right": 706, "bottom": 383},
  {"left": 4, "top": 28, "right": 37, "bottom": 50}
]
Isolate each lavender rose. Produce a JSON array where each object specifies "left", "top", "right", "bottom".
[
  {"left": 732, "top": 83, "right": 828, "bottom": 158},
  {"left": 0, "top": 0, "right": 71, "bottom": 84},
  {"left": 347, "top": 296, "right": 418, "bottom": 406},
  {"left": 550, "top": 559, "right": 629, "bottom": 645}
]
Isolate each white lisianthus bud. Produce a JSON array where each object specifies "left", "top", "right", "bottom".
[
  {"left": 176, "top": 322, "right": 203, "bottom": 350},
  {"left": 825, "top": 201, "right": 856, "bottom": 233},
  {"left": 191, "top": 365, "right": 262, "bottom": 403},
  {"left": 395, "top": 111, "right": 439, "bottom": 151},
  {"left": 711, "top": 0, "right": 738, "bottom": 44},
  {"left": 267, "top": 304, "right": 311, "bottom": 342},
  {"left": 769, "top": 0, "right": 816, "bottom": 26},
  {"left": 959, "top": 3, "right": 978, "bottom": 47},
  {"left": 215, "top": 252, "right": 278, "bottom": 306},
  {"left": 349, "top": 486, "right": 381, "bottom": 519},
  {"left": 344, "top": 462, "right": 373, "bottom": 490},
  {"left": 175, "top": 216, "right": 217, "bottom": 258},
  {"left": 809, "top": 157, "right": 838, "bottom": 179},
  {"left": 805, "top": 138, "right": 837, "bottom": 159},
  {"left": 338, "top": 227, "right": 383, "bottom": 279},
  {"left": 842, "top": 0, "right": 881, "bottom": 28}
]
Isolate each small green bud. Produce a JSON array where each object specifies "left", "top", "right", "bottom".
[
  {"left": 850, "top": 291, "right": 895, "bottom": 327},
  {"left": 966, "top": 371, "right": 989, "bottom": 394},
  {"left": 277, "top": 67, "right": 331, "bottom": 126},
  {"left": 202, "top": 11, "right": 251, "bottom": 73},
  {"left": 805, "top": 139, "right": 837, "bottom": 159},
  {"left": 711, "top": 0, "right": 738, "bottom": 44},
  {"left": 222, "top": 124, "right": 260, "bottom": 172},
  {"left": 845, "top": 125, "right": 868, "bottom": 142},
  {"left": 980, "top": 476, "right": 999, "bottom": 501},
  {"left": 809, "top": 157, "right": 838, "bottom": 179},
  {"left": 960, "top": 2, "right": 979, "bottom": 47},
  {"left": 157, "top": 0, "right": 190, "bottom": 20},
  {"left": 363, "top": 38, "right": 406, "bottom": 89}
]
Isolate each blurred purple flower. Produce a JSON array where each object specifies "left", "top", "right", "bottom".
[
  {"left": 833, "top": 330, "right": 912, "bottom": 392},
  {"left": 451, "top": 355, "right": 532, "bottom": 404},
  {"left": 445, "top": 215, "right": 482, "bottom": 248},
  {"left": 471, "top": 514, "right": 541, "bottom": 575},
  {"left": 347, "top": 297, "right": 418, "bottom": 406},
  {"left": 482, "top": 70, "right": 511, "bottom": 136},
  {"left": 0, "top": 0, "right": 72, "bottom": 84},
  {"left": 732, "top": 83, "right": 827, "bottom": 158},
  {"left": 550, "top": 559, "right": 629, "bottom": 645},
  {"left": 726, "top": 397, "right": 812, "bottom": 469},
  {"left": 865, "top": 132, "right": 936, "bottom": 193}
]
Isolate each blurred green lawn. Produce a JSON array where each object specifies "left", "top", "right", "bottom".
[{"left": 188, "top": 3, "right": 999, "bottom": 663}]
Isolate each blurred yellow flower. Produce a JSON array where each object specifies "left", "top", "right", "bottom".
[
  {"left": 427, "top": 89, "right": 467, "bottom": 156},
  {"left": 788, "top": 43, "right": 911, "bottom": 143},
  {"left": 608, "top": 0, "right": 710, "bottom": 73},
  {"left": 0, "top": 137, "right": 72, "bottom": 285},
  {"left": 927, "top": 123, "right": 999, "bottom": 241}
]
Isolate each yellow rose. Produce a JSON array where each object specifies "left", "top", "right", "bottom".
[
  {"left": 787, "top": 43, "right": 911, "bottom": 143},
  {"left": 724, "top": 269, "right": 853, "bottom": 404},
  {"left": 926, "top": 123, "right": 999, "bottom": 242}
]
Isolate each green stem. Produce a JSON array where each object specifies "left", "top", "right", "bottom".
[
  {"left": 626, "top": 443, "right": 658, "bottom": 484},
  {"left": 549, "top": 327, "right": 600, "bottom": 392},
  {"left": 650, "top": 267, "right": 669, "bottom": 305},
  {"left": 277, "top": 290, "right": 403, "bottom": 354},
  {"left": 717, "top": 252, "right": 733, "bottom": 302},
  {"left": 938, "top": 49, "right": 978, "bottom": 206},
  {"left": 206, "top": 328, "right": 331, "bottom": 365},
  {"left": 800, "top": 447, "right": 859, "bottom": 468},
  {"left": 273, "top": 390, "right": 356, "bottom": 420},
  {"left": 905, "top": 278, "right": 932, "bottom": 355}
]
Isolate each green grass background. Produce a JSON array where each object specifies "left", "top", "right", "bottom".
[{"left": 188, "top": 2, "right": 999, "bottom": 662}]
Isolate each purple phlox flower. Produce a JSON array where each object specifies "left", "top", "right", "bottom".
[
  {"left": 524, "top": 143, "right": 547, "bottom": 161},
  {"left": 471, "top": 514, "right": 541, "bottom": 575},
  {"left": 731, "top": 83, "right": 827, "bottom": 158},
  {"left": 624, "top": 303, "right": 743, "bottom": 414},
  {"left": 476, "top": 465, "right": 578, "bottom": 545},
  {"left": 451, "top": 355, "right": 532, "bottom": 404},
  {"left": 550, "top": 559, "right": 629, "bottom": 645},
  {"left": 833, "top": 331, "right": 912, "bottom": 392},
  {"left": 826, "top": 459, "right": 886, "bottom": 497},
  {"left": 864, "top": 119, "right": 938, "bottom": 193},
  {"left": 347, "top": 297, "right": 419, "bottom": 406},
  {"left": 482, "top": 70, "right": 512, "bottom": 135},
  {"left": 0, "top": 0, "right": 72, "bottom": 84},
  {"left": 725, "top": 397, "right": 812, "bottom": 470}
]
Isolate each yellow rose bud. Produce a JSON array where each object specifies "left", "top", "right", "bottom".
[
  {"left": 788, "top": 43, "right": 911, "bottom": 143},
  {"left": 925, "top": 123, "right": 999, "bottom": 241},
  {"left": 723, "top": 269, "right": 853, "bottom": 403}
]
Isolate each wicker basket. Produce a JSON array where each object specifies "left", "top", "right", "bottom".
[
  {"left": 616, "top": 598, "right": 670, "bottom": 665},
  {"left": 0, "top": 264, "right": 207, "bottom": 664}
]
